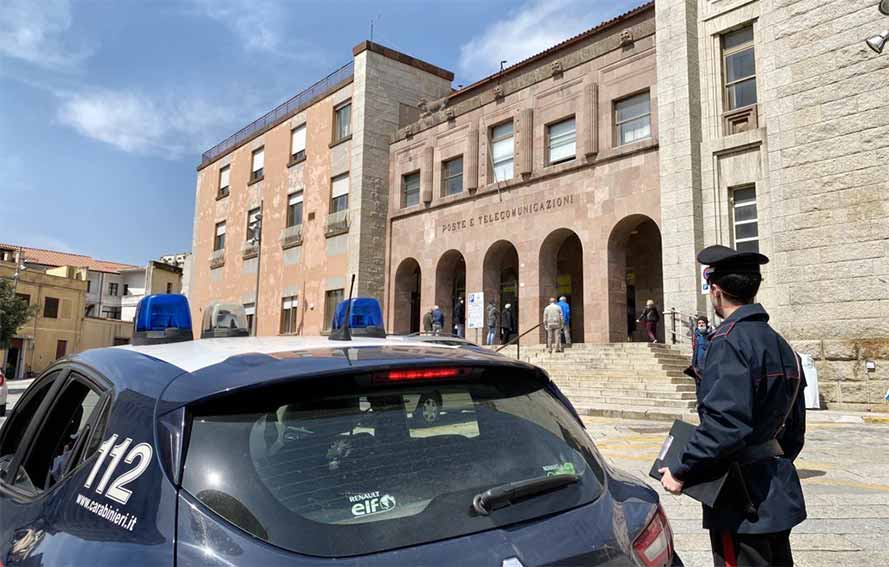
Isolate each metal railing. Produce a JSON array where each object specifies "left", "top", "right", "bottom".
[
  {"left": 325, "top": 210, "right": 350, "bottom": 236},
  {"left": 200, "top": 61, "right": 354, "bottom": 167},
  {"left": 668, "top": 307, "right": 699, "bottom": 345},
  {"left": 496, "top": 323, "right": 542, "bottom": 360}
]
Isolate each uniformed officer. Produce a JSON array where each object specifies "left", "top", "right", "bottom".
[{"left": 659, "top": 245, "right": 807, "bottom": 567}]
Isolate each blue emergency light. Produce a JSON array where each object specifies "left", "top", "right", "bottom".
[
  {"left": 132, "top": 294, "right": 194, "bottom": 346},
  {"left": 331, "top": 297, "right": 386, "bottom": 338}
]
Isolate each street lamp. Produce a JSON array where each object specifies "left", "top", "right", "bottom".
[
  {"left": 867, "top": 30, "right": 889, "bottom": 53},
  {"left": 249, "top": 204, "right": 263, "bottom": 336}
]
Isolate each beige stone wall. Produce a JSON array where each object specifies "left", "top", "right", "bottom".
[
  {"left": 147, "top": 263, "right": 182, "bottom": 295},
  {"left": 386, "top": 7, "right": 662, "bottom": 344},
  {"left": 80, "top": 317, "right": 132, "bottom": 351},
  {"left": 656, "top": 0, "right": 889, "bottom": 409}
]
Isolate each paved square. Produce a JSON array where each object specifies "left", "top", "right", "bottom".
[{"left": 583, "top": 414, "right": 889, "bottom": 567}]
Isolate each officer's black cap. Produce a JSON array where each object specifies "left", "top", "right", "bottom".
[{"left": 697, "top": 245, "right": 769, "bottom": 273}]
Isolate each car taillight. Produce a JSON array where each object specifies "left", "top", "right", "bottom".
[
  {"left": 633, "top": 505, "right": 673, "bottom": 567},
  {"left": 0, "top": 372, "right": 5, "bottom": 387},
  {"left": 384, "top": 368, "right": 462, "bottom": 382}
]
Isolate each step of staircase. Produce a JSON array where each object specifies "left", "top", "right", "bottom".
[{"left": 493, "top": 342, "right": 698, "bottom": 422}]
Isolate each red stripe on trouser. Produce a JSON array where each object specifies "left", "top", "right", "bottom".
[{"left": 722, "top": 531, "right": 738, "bottom": 567}]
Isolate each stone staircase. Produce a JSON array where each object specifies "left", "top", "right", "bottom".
[{"left": 496, "top": 342, "right": 699, "bottom": 422}]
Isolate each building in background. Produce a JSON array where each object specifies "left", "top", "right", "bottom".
[
  {"left": 0, "top": 243, "right": 138, "bottom": 320},
  {"left": 386, "top": 4, "right": 660, "bottom": 344},
  {"left": 0, "top": 256, "right": 131, "bottom": 379},
  {"left": 189, "top": 42, "right": 453, "bottom": 336},
  {"left": 160, "top": 252, "right": 193, "bottom": 300},
  {"left": 656, "top": 0, "right": 889, "bottom": 408},
  {"left": 119, "top": 261, "right": 184, "bottom": 321}
]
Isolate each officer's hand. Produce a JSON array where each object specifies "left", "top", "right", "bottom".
[{"left": 658, "top": 467, "right": 684, "bottom": 495}]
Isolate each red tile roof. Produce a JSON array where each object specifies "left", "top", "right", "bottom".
[{"left": 0, "top": 243, "right": 139, "bottom": 274}]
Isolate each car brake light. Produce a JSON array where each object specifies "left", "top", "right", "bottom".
[
  {"left": 632, "top": 506, "right": 673, "bottom": 567},
  {"left": 0, "top": 372, "right": 4, "bottom": 387},
  {"left": 385, "top": 368, "right": 462, "bottom": 381}
]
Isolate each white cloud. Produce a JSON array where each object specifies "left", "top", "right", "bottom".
[
  {"left": 190, "top": 0, "right": 321, "bottom": 62},
  {"left": 56, "top": 89, "right": 249, "bottom": 160},
  {"left": 0, "top": 0, "right": 91, "bottom": 69},
  {"left": 458, "top": 0, "right": 637, "bottom": 80}
]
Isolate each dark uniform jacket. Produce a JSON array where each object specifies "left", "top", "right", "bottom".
[{"left": 671, "top": 304, "right": 807, "bottom": 534}]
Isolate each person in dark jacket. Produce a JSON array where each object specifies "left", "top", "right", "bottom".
[
  {"left": 486, "top": 299, "right": 498, "bottom": 345},
  {"left": 422, "top": 309, "right": 433, "bottom": 334},
  {"left": 637, "top": 299, "right": 660, "bottom": 343},
  {"left": 659, "top": 245, "right": 807, "bottom": 567},
  {"left": 500, "top": 303, "right": 515, "bottom": 344},
  {"left": 453, "top": 298, "right": 465, "bottom": 338},
  {"left": 431, "top": 305, "right": 444, "bottom": 335},
  {"left": 691, "top": 315, "right": 714, "bottom": 377}
]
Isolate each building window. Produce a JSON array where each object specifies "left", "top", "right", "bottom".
[
  {"left": 323, "top": 289, "right": 344, "bottom": 332},
  {"left": 218, "top": 165, "right": 230, "bottom": 197},
  {"left": 166, "top": 282, "right": 173, "bottom": 294},
  {"left": 615, "top": 91, "right": 651, "bottom": 146},
  {"left": 244, "top": 302, "right": 256, "bottom": 335},
  {"left": 403, "top": 171, "right": 421, "bottom": 207},
  {"left": 279, "top": 296, "right": 298, "bottom": 335},
  {"left": 722, "top": 26, "right": 757, "bottom": 111},
  {"left": 287, "top": 192, "right": 304, "bottom": 227},
  {"left": 290, "top": 124, "right": 306, "bottom": 163},
  {"left": 334, "top": 102, "right": 351, "bottom": 143},
  {"left": 443, "top": 156, "right": 463, "bottom": 196},
  {"left": 731, "top": 186, "right": 759, "bottom": 253},
  {"left": 490, "top": 121, "right": 514, "bottom": 182},
  {"left": 214, "top": 221, "right": 226, "bottom": 251},
  {"left": 246, "top": 207, "right": 261, "bottom": 242},
  {"left": 102, "top": 307, "right": 122, "bottom": 320},
  {"left": 44, "top": 296, "right": 59, "bottom": 319},
  {"left": 55, "top": 340, "right": 67, "bottom": 360},
  {"left": 330, "top": 174, "right": 349, "bottom": 213},
  {"left": 108, "top": 283, "right": 119, "bottom": 296},
  {"left": 251, "top": 147, "right": 264, "bottom": 182},
  {"left": 122, "top": 284, "right": 129, "bottom": 296},
  {"left": 547, "top": 117, "right": 576, "bottom": 165}
]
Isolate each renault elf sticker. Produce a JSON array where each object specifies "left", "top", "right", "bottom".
[{"left": 348, "top": 491, "right": 397, "bottom": 517}]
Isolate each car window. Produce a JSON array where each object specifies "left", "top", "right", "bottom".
[
  {"left": 182, "top": 368, "right": 605, "bottom": 557},
  {"left": 15, "top": 375, "right": 104, "bottom": 493},
  {"left": 0, "top": 371, "right": 60, "bottom": 483}
]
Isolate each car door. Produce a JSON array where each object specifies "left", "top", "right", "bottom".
[{"left": 0, "top": 366, "right": 110, "bottom": 565}]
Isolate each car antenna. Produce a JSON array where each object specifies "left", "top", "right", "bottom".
[{"left": 329, "top": 274, "right": 355, "bottom": 341}]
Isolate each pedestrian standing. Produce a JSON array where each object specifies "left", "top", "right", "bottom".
[
  {"left": 557, "top": 295, "right": 572, "bottom": 347},
  {"left": 658, "top": 245, "right": 807, "bottom": 567},
  {"left": 422, "top": 309, "right": 433, "bottom": 334},
  {"left": 543, "top": 297, "right": 564, "bottom": 354},
  {"left": 454, "top": 298, "right": 466, "bottom": 338},
  {"left": 500, "top": 303, "right": 515, "bottom": 344},
  {"left": 431, "top": 305, "right": 444, "bottom": 335},
  {"left": 691, "top": 315, "right": 714, "bottom": 377},
  {"left": 637, "top": 299, "right": 660, "bottom": 343},
  {"left": 486, "top": 299, "right": 498, "bottom": 345}
]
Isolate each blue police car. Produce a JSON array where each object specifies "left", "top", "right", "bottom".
[{"left": 0, "top": 294, "right": 679, "bottom": 566}]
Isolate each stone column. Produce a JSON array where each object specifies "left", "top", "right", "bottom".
[
  {"left": 516, "top": 108, "right": 533, "bottom": 177},
  {"left": 465, "top": 120, "right": 479, "bottom": 192},
  {"left": 421, "top": 145, "right": 434, "bottom": 204},
  {"left": 582, "top": 82, "right": 599, "bottom": 158}
]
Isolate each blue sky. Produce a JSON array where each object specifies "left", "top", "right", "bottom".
[{"left": 0, "top": 0, "right": 640, "bottom": 265}]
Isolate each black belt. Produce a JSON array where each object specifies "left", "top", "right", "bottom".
[{"left": 738, "top": 439, "right": 784, "bottom": 465}]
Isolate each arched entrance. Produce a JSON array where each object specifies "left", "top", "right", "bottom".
[
  {"left": 393, "top": 257, "right": 421, "bottom": 334},
  {"left": 607, "top": 215, "right": 664, "bottom": 342},
  {"left": 539, "top": 229, "right": 584, "bottom": 344},
  {"left": 435, "top": 250, "right": 466, "bottom": 335},
  {"left": 483, "top": 240, "right": 519, "bottom": 344}
]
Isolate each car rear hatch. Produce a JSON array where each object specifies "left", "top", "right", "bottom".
[{"left": 168, "top": 353, "right": 666, "bottom": 565}]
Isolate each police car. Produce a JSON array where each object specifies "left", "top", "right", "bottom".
[{"left": 0, "top": 293, "right": 679, "bottom": 566}]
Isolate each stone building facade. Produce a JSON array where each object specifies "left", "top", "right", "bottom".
[
  {"left": 190, "top": 43, "right": 452, "bottom": 336},
  {"left": 656, "top": 0, "right": 889, "bottom": 409},
  {"left": 385, "top": 4, "right": 662, "bottom": 345}
]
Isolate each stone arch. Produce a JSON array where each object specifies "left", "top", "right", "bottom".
[
  {"left": 483, "top": 240, "right": 519, "bottom": 344},
  {"left": 434, "top": 250, "right": 466, "bottom": 335},
  {"left": 607, "top": 215, "right": 664, "bottom": 342},
  {"left": 393, "top": 257, "right": 421, "bottom": 334},
  {"left": 539, "top": 228, "right": 584, "bottom": 344}
]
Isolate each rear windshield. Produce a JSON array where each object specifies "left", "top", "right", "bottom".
[{"left": 181, "top": 368, "right": 606, "bottom": 557}]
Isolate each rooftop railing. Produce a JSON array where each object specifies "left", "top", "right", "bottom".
[{"left": 199, "top": 61, "right": 354, "bottom": 168}]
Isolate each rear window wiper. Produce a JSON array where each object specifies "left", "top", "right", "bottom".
[{"left": 471, "top": 473, "right": 579, "bottom": 515}]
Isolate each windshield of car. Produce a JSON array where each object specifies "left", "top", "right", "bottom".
[{"left": 181, "top": 367, "right": 605, "bottom": 557}]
